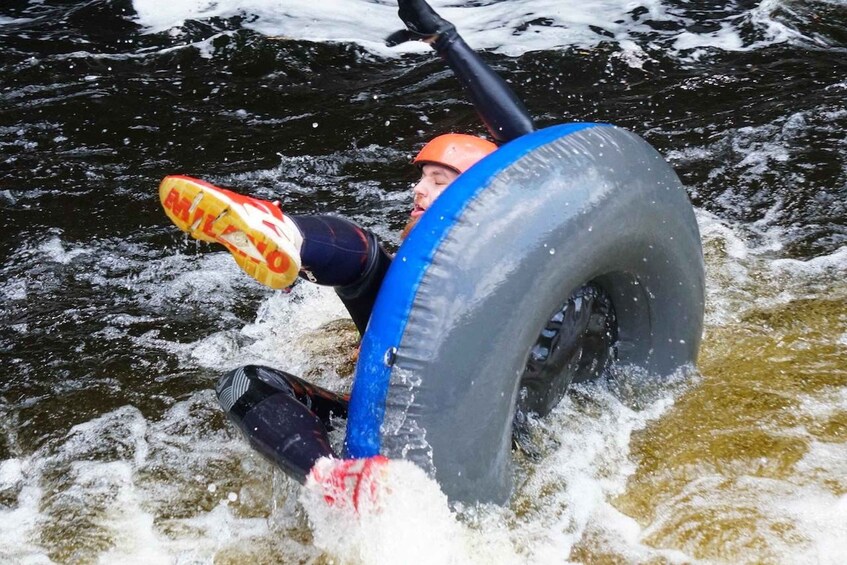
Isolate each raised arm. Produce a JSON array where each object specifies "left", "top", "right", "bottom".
[{"left": 391, "top": 0, "right": 535, "bottom": 144}]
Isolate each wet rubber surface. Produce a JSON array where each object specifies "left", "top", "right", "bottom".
[{"left": 1, "top": 1, "right": 845, "bottom": 562}]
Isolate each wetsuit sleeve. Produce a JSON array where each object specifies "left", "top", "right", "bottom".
[
  {"left": 393, "top": 0, "right": 534, "bottom": 143},
  {"left": 433, "top": 29, "right": 535, "bottom": 144},
  {"left": 290, "top": 214, "right": 391, "bottom": 335},
  {"left": 334, "top": 236, "right": 392, "bottom": 335}
]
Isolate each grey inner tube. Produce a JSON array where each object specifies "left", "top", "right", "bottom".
[{"left": 350, "top": 124, "right": 705, "bottom": 505}]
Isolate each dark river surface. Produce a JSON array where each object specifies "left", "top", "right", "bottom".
[{"left": 1, "top": 0, "right": 846, "bottom": 563}]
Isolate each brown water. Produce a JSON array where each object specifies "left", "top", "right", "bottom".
[{"left": 1, "top": 0, "right": 845, "bottom": 563}]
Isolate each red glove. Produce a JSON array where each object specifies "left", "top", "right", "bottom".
[{"left": 307, "top": 455, "right": 390, "bottom": 513}]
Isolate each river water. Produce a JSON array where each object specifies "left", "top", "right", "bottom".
[{"left": 1, "top": 1, "right": 845, "bottom": 563}]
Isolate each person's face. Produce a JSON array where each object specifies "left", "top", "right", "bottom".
[{"left": 411, "top": 163, "right": 459, "bottom": 218}]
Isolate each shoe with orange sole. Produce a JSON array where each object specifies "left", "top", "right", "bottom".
[{"left": 159, "top": 175, "right": 303, "bottom": 289}]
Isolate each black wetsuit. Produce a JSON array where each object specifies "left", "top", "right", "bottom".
[{"left": 216, "top": 19, "right": 616, "bottom": 483}]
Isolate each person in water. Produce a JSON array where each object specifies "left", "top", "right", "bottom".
[{"left": 160, "top": 0, "right": 614, "bottom": 488}]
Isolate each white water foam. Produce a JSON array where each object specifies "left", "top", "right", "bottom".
[
  {"left": 131, "top": 0, "right": 817, "bottom": 58},
  {"left": 0, "top": 17, "right": 33, "bottom": 26},
  {"left": 1, "top": 228, "right": 692, "bottom": 563},
  {"left": 631, "top": 383, "right": 847, "bottom": 565},
  {"left": 3, "top": 212, "right": 844, "bottom": 562},
  {"left": 301, "top": 459, "right": 507, "bottom": 565},
  {"left": 0, "top": 393, "right": 309, "bottom": 563},
  {"left": 4, "top": 82, "right": 844, "bottom": 560},
  {"left": 297, "top": 367, "right": 696, "bottom": 565},
  {"left": 37, "top": 235, "right": 91, "bottom": 265},
  {"left": 665, "top": 98, "right": 847, "bottom": 325},
  {"left": 698, "top": 209, "right": 847, "bottom": 327}
]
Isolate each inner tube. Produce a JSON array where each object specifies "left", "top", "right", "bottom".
[{"left": 346, "top": 123, "right": 705, "bottom": 504}]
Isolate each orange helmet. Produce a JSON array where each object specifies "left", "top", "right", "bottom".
[{"left": 412, "top": 134, "right": 497, "bottom": 174}]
